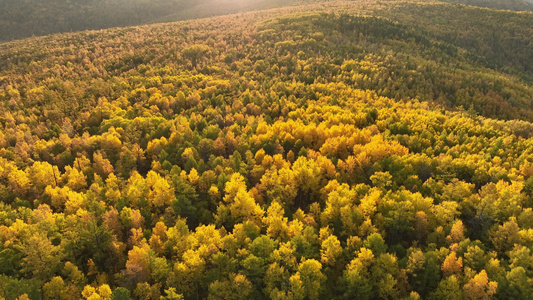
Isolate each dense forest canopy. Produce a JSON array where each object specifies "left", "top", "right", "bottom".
[{"left": 1, "top": 0, "right": 533, "bottom": 299}]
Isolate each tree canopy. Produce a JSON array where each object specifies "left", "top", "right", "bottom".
[{"left": 1, "top": 0, "right": 533, "bottom": 299}]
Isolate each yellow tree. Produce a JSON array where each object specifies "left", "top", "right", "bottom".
[
  {"left": 292, "top": 157, "right": 324, "bottom": 205},
  {"left": 342, "top": 248, "right": 374, "bottom": 299},
  {"left": 172, "top": 249, "right": 206, "bottom": 297},
  {"left": 263, "top": 201, "right": 289, "bottom": 240},
  {"left": 125, "top": 243, "right": 152, "bottom": 285},
  {"left": 320, "top": 235, "right": 342, "bottom": 267},
  {"left": 43, "top": 277, "right": 69, "bottom": 300},
  {"left": 124, "top": 172, "right": 148, "bottom": 208},
  {"left": 26, "top": 161, "right": 59, "bottom": 191},
  {"left": 441, "top": 252, "right": 463, "bottom": 277},
  {"left": 92, "top": 151, "right": 114, "bottom": 179},
  {"left": 290, "top": 259, "right": 326, "bottom": 300},
  {"left": 104, "top": 173, "right": 121, "bottom": 205},
  {"left": 446, "top": 220, "right": 465, "bottom": 246},
  {"left": 81, "top": 284, "right": 112, "bottom": 300},
  {"left": 8, "top": 168, "right": 31, "bottom": 195},
  {"left": 149, "top": 222, "right": 168, "bottom": 255},
  {"left": 146, "top": 171, "right": 175, "bottom": 209},
  {"left": 463, "top": 270, "right": 498, "bottom": 300},
  {"left": 63, "top": 166, "right": 88, "bottom": 191},
  {"left": 321, "top": 183, "right": 356, "bottom": 229},
  {"left": 222, "top": 173, "right": 264, "bottom": 226},
  {"left": 489, "top": 218, "right": 521, "bottom": 255},
  {"left": 207, "top": 273, "right": 253, "bottom": 300}
]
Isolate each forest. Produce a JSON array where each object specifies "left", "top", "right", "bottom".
[
  {"left": 2, "top": 0, "right": 533, "bottom": 42},
  {"left": 1, "top": 0, "right": 533, "bottom": 299},
  {"left": 444, "top": 0, "right": 533, "bottom": 10},
  {"left": 0, "top": 0, "right": 323, "bottom": 42}
]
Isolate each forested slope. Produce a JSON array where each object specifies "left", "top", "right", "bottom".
[
  {"left": 0, "top": 0, "right": 325, "bottom": 42},
  {"left": 1, "top": 1, "right": 533, "bottom": 299},
  {"left": 2, "top": 0, "right": 531, "bottom": 42},
  {"left": 443, "top": 0, "right": 533, "bottom": 10},
  {"left": 0, "top": 0, "right": 177, "bottom": 42},
  {"left": 375, "top": 2, "right": 533, "bottom": 80}
]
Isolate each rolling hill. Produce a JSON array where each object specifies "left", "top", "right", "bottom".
[
  {"left": 1, "top": 0, "right": 533, "bottom": 42},
  {"left": 0, "top": 0, "right": 325, "bottom": 42},
  {"left": 1, "top": 0, "right": 533, "bottom": 299},
  {"left": 445, "top": 0, "right": 533, "bottom": 10}
]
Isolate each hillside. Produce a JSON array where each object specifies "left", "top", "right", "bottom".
[
  {"left": 0, "top": 0, "right": 325, "bottom": 42},
  {"left": 444, "top": 0, "right": 533, "bottom": 10},
  {"left": 0, "top": 0, "right": 174, "bottom": 42},
  {"left": 375, "top": 2, "right": 533, "bottom": 82},
  {"left": 2, "top": 0, "right": 532, "bottom": 42},
  {"left": 1, "top": 0, "right": 533, "bottom": 299}
]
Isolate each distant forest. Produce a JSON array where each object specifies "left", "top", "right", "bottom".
[
  {"left": 1, "top": 0, "right": 533, "bottom": 42},
  {"left": 446, "top": 0, "right": 533, "bottom": 10},
  {"left": 0, "top": 0, "right": 323, "bottom": 42}
]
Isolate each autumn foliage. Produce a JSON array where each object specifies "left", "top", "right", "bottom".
[{"left": 1, "top": 0, "right": 533, "bottom": 299}]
